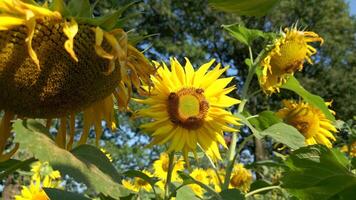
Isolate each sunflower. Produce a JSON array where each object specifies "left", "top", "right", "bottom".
[
  {"left": 0, "top": 0, "right": 154, "bottom": 160},
  {"left": 122, "top": 170, "right": 153, "bottom": 192},
  {"left": 15, "top": 181, "right": 49, "bottom": 200},
  {"left": 206, "top": 168, "right": 223, "bottom": 192},
  {"left": 153, "top": 152, "right": 185, "bottom": 182},
  {"left": 341, "top": 142, "right": 356, "bottom": 157},
  {"left": 189, "top": 168, "right": 209, "bottom": 197},
  {"left": 136, "top": 58, "right": 240, "bottom": 162},
  {"left": 277, "top": 100, "right": 337, "bottom": 148},
  {"left": 31, "top": 161, "right": 61, "bottom": 188},
  {"left": 259, "top": 25, "right": 323, "bottom": 94},
  {"left": 228, "top": 163, "right": 253, "bottom": 193}
]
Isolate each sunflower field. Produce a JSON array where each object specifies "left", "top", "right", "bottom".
[{"left": 0, "top": 0, "right": 356, "bottom": 199}]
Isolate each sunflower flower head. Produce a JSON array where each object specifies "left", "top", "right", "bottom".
[
  {"left": 260, "top": 25, "right": 323, "bottom": 94},
  {"left": 31, "top": 161, "right": 61, "bottom": 188},
  {"left": 122, "top": 170, "right": 153, "bottom": 193},
  {"left": 228, "top": 163, "right": 253, "bottom": 193},
  {"left": 189, "top": 168, "right": 209, "bottom": 197},
  {"left": 137, "top": 58, "right": 240, "bottom": 162},
  {"left": 0, "top": 0, "right": 154, "bottom": 160},
  {"left": 341, "top": 142, "right": 356, "bottom": 157},
  {"left": 206, "top": 168, "right": 224, "bottom": 192},
  {"left": 153, "top": 152, "right": 185, "bottom": 182},
  {"left": 15, "top": 181, "right": 49, "bottom": 200},
  {"left": 277, "top": 100, "right": 337, "bottom": 148}
]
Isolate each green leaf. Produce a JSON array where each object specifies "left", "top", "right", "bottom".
[
  {"left": 209, "top": 0, "right": 279, "bottom": 16},
  {"left": 67, "top": 0, "right": 92, "bottom": 18},
  {"left": 0, "top": 158, "right": 36, "bottom": 179},
  {"left": 219, "top": 189, "right": 245, "bottom": 200},
  {"left": 282, "top": 145, "right": 356, "bottom": 200},
  {"left": 71, "top": 145, "right": 121, "bottom": 183},
  {"left": 250, "top": 181, "right": 271, "bottom": 195},
  {"left": 48, "top": 0, "right": 70, "bottom": 17},
  {"left": 235, "top": 113, "right": 262, "bottom": 139},
  {"left": 44, "top": 188, "right": 91, "bottom": 200},
  {"left": 260, "top": 122, "right": 305, "bottom": 150},
  {"left": 176, "top": 185, "right": 200, "bottom": 200},
  {"left": 13, "top": 119, "right": 130, "bottom": 199},
  {"left": 222, "top": 24, "right": 266, "bottom": 46},
  {"left": 249, "top": 111, "right": 282, "bottom": 131},
  {"left": 281, "top": 76, "right": 335, "bottom": 121}
]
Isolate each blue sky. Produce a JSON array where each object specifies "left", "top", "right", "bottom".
[{"left": 347, "top": 0, "right": 356, "bottom": 15}]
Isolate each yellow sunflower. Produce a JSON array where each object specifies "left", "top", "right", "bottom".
[
  {"left": 136, "top": 58, "right": 240, "bottom": 162},
  {"left": 0, "top": 0, "right": 154, "bottom": 160},
  {"left": 277, "top": 100, "right": 337, "bottom": 148},
  {"left": 228, "top": 163, "right": 253, "bottom": 193},
  {"left": 15, "top": 181, "right": 49, "bottom": 200},
  {"left": 153, "top": 152, "right": 185, "bottom": 182},
  {"left": 31, "top": 161, "right": 61, "bottom": 188},
  {"left": 189, "top": 168, "right": 209, "bottom": 198},
  {"left": 260, "top": 25, "right": 323, "bottom": 94},
  {"left": 122, "top": 170, "right": 153, "bottom": 193},
  {"left": 206, "top": 168, "right": 224, "bottom": 192},
  {"left": 341, "top": 142, "right": 356, "bottom": 157}
]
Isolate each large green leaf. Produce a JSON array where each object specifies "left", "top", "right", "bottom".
[
  {"left": 235, "top": 113, "right": 262, "bottom": 139},
  {"left": 0, "top": 158, "right": 36, "bottom": 179},
  {"left": 67, "top": 0, "right": 92, "bottom": 18},
  {"left": 249, "top": 111, "right": 282, "bottom": 131},
  {"left": 176, "top": 186, "right": 200, "bottom": 200},
  {"left": 13, "top": 119, "right": 129, "bottom": 199},
  {"left": 44, "top": 188, "right": 91, "bottom": 200},
  {"left": 282, "top": 145, "right": 356, "bottom": 200},
  {"left": 209, "top": 0, "right": 279, "bottom": 16},
  {"left": 281, "top": 76, "right": 335, "bottom": 121},
  {"left": 260, "top": 122, "right": 305, "bottom": 150},
  {"left": 222, "top": 24, "right": 266, "bottom": 46},
  {"left": 218, "top": 189, "right": 245, "bottom": 200}
]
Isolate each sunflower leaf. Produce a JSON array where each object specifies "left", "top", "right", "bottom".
[
  {"left": 260, "top": 122, "right": 305, "bottom": 150},
  {"left": 209, "top": 0, "right": 279, "bottom": 17},
  {"left": 67, "top": 0, "right": 92, "bottom": 18},
  {"left": 282, "top": 145, "right": 356, "bottom": 200},
  {"left": 13, "top": 119, "right": 130, "bottom": 199},
  {"left": 281, "top": 76, "right": 335, "bottom": 121},
  {"left": 222, "top": 24, "right": 266, "bottom": 46},
  {"left": 248, "top": 111, "right": 282, "bottom": 131},
  {"left": 124, "top": 170, "right": 159, "bottom": 186},
  {"left": 44, "top": 188, "right": 91, "bottom": 200},
  {"left": 176, "top": 185, "right": 200, "bottom": 200}
]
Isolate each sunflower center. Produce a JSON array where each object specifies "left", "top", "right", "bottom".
[
  {"left": 167, "top": 88, "right": 209, "bottom": 129},
  {"left": 271, "top": 38, "right": 308, "bottom": 73},
  {"left": 285, "top": 107, "right": 318, "bottom": 139},
  {"left": 230, "top": 174, "right": 244, "bottom": 188},
  {"left": 136, "top": 178, "right": 148, "bottom": 186}
]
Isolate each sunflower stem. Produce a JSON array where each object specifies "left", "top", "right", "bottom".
[
  {"left": 245, "top": 185, "right": 281, "bottom": 197},
  {"left": 165, "top": 151, "right": 175, "bottom": 200}
]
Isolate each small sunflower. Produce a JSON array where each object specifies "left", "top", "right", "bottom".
[
  {"left": 136, "top": 58, "right": 240, "bottom": 162},
  {"left": 189, "top": 168, "right": 209, "bottom": 198},
  {"left": 228, "top": 163, "right": 253, "bottom": 193},
  {"left": 122, "top": 170, "right": 153, "bottom": 192},
  {"left": 31, "top": 161, "right": 61, "bottom": 188},
  {"left": 259, "top": 25, "right": 323, "bottom": 94},
  {"left": 153, "top": 152, "right": 184, "bottom": 182},
  {"left": 277, "top": 100, "right": 337, "bottom": 148},
  {"left": 206, "top": 168, "right": 223, "bottom": 192},
  {"left": 0, "top": 0, "right": 154, "bottom": 160},
  {"left": 341, "top": 142, "right": 356, "bottom": 157},
  {"left": 15, "top": 181, "right": 49, "bottom": 200}
]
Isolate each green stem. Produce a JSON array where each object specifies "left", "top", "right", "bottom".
[
  {"left": 245, "top": 185, "right": 281, "bottom": 197},
  {"left": 164, "top": 151, "right": 175, "bottom": 200}
]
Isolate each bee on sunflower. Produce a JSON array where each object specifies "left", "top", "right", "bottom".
[
  {"left": 136, "top": 58, "right": 240, "bottom": 163},
  {"left": 259, "top": 24, "right": 323, "bottom": 94},
  {"left": 0, "top": 0, "right": 155, "bottom": 160},
  {"left": 277, "top": 100, "right": 337, "bottom": 148}
]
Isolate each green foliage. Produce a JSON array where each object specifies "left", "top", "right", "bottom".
[
  {"left": 281, "top": 76, "right": 335, "bottom": 121},
  {"left": 208, "top": 0, "right": 279, "bottom": 16},
  {"left": 282, "top": 145, "right": 356, "bottom": 200},
  {"left": 222, "top": 24, "right": 266, "bottom": 46},
  {"left": 249, "top": 111, "right": 282, "bottom": 131},
  {"left": 176, "top": 186, "right": 200, "bottom": 200},
  {"left": 0, "top": 158, "right": 35, "bottom": 180},
  {"left": 218, "top": 189, "right": 245, "bottom": 200},
  {"left": 124, "top": 169, "right": 159, "bottom": 188},
  {"left": 13, "top": 119, "right": 130, "bottom": 199},
  {"left": 260, "top": 123, "right": 305, "bottom": 150},
  {"left": 44, "top": 188, "right": 91, "bottom": 200}
]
